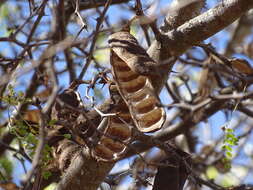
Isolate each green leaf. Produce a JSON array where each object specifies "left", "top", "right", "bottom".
[
  {"left": 25, "top": 133, "right": 38, "bottom": 145},
  {"left": 222, "top": 125, "right": 239, "bottom": 160},
  {"left": 226, "top": 128, "right": 234, "bottom": 133},
  {"left": 225, "top": 145, "right": 232, "bottom": 152},
  {"left": 226, "top": 151, "right": 232, "bottom": 158},
  {"left": 222, "top": 158, "right": 231, "bottom": 170},
  {"left": 0, "top": 158, "right": 13, "bottom": 179}
]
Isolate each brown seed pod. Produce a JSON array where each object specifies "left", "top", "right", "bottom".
[
  {"left": 109, "top": 31, "right": 166, "bottom": 133},
  {"left": 23, "top": 109, "right": 41, "bottom": 124},
  {"left": 92, "top": 99, "right": 133, "bottom": 162},
  {"left": 229, "top": 58, "right": 253, "bottom": 75}
]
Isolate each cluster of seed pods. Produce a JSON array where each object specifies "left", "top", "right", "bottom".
[{"left": 91, "top": 30, "right": 166, "bottom": 162}]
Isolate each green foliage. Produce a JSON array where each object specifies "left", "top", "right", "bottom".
[
  {"left": 0, "top": 158, "right": 13, "bottom": 180},
  {"left": 221, "top": 157, "right": 232, "bottom": 171},
  {"left": 2, "top": 85, "right": 30, "bottom": 106},
  {"left": 22, "top": 133, "right": 38, "bottom": 158},
  {"left": 221, "top": 126, "right": 239, "bottom": 169},
  {"left": 41, "top": 144, "right": 53, "bottom": 168},
  {"left": 3, "top": 85, "right": 38, "bottom": 138},
  {"left": 22, "top": 133, "right": 53, "bottom": 177},
  {"left": 4, "top": 85, "right": 55, "bottom": 169},
  {"left": 41, "top": 145, "right": 53, "bottom": 180},
  {"left": 22, "top": 134, "right": 53, "bottom": 166},
  {"left": 10, "top": 120, "right": 27, "bottom": 137}
]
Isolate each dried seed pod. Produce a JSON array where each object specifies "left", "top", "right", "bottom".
[
  {"left": 51, "top": 88, "right": 84, "bottom": 123},
  {"left": 229, "top": 58, "right": 253, "bottom": 75},
  {"left": 92, "top": 122, "right": 131, "bottom": 162},
  {"left": 23, "top": 109, "right": 41, "bottom": 124},
  {"left": 92, "top": 98, "right": 133, "bottom": 162},
  {"left": 109, "top": 31, "right": 166, "bottom": 133}
]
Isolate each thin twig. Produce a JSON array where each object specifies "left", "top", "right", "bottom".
[{"left": 78, "top": 0, "right": 112, "bottom": 80}]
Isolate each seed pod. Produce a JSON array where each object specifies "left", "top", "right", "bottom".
[
  {"left": 109, "top": 31, "right": 166, "bottom": 133},
  {"left": 92, "top": 97, "right": 133, "bottom": 162},
  {"left": 51, "top": 88, "right": 84, "bottom": 123},
  {"left": 23, "top": 109, "right": 41, "bottom": 124},
  {"left": 229, "top": 58, "right": 253, "bottom": 75}
]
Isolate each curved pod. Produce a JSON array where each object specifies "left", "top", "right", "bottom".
[{"left": 109, "top": 31, "right": 166, "bottom": 133}]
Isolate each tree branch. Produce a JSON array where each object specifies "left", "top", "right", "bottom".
[
  {"left": 55, "top": 145, "right": 113, "bottom": 190},
  {"left": 163, "top": 0, "right": 253, "bottom": 56},
  {"left": 67, "top": 0, "right": 130, "bottom": 11}
]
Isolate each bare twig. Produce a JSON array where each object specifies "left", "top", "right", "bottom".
[{"left": 78, "top": 0, "right": 112, "bottom": 80}]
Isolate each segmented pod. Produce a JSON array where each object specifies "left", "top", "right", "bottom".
[
  {"left": 92, "top": 100, "right": 133, "bottom": 162},
  {"left": 47, "top": 88, "right": 133, "bottom": 162},
  {"left": 109, "top": 31, "right": 166, "bottom": 133}
]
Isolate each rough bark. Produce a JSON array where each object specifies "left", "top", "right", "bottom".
[
  {"left": 163, "top": 0, "right": 253, "bottom": 56},
  {"left": 55, "top": 141, "right": 113, "bottom": 190}
]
